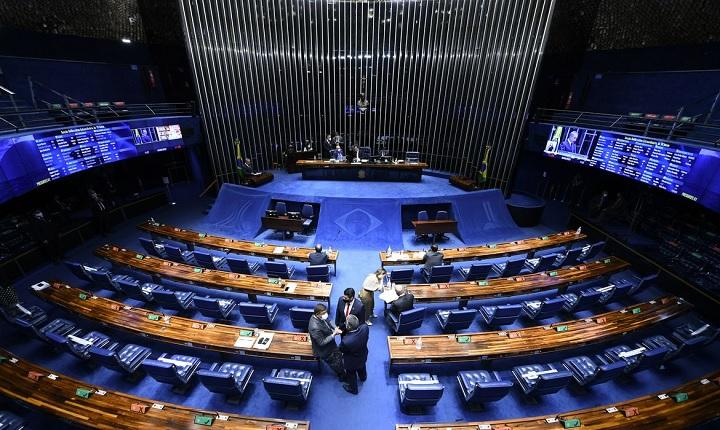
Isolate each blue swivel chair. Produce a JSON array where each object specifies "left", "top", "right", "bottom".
[
  {"left": 479, "top": 304, "right": 523, "bottom": 326},
  {"left": 306, "top": 265, "right": 330, "bottom": 282},
  {"left": 612, "top": 272, "right": 658, "bottom": 295},
  {"left": 596, "top": 281, "right": 633, "bottom": 304},
  {"left": 398, "top": 373, "right": 444, "bottom": 413},
  {"left": 0, "top": 411, "right": 24, "bottom": 430},
  {"left": 521, "top": 296, "right": 567, "bottom": 321},
  {"left": 435, "top": 308, "right": 477, "bottom": 332},
  {"left": 457, "top": 370, "right": 513, "bottom": 405},
  {"left": 416, "top": 210, "right": 430, "bottom": 241},
  {"left": 275, "top": 202, "right": 288, "bottom": 216},
  {"left": 491, "top": 254, "right": 527, "bottom": 277},
  {"left": 641, "top": 334, "right": 706, "bottom": 362},
  {"left": 290, "top": 307, "right": 315, "bottom": 330},
  {"left": 553, "top": 247, "right": 583, "bottom": 268},
  {"left": 263, "top": 368, "right": 313, "bottom": 405},
  {"left": 65, "top": 261, "right": 102, "bottom": 282},
  {"left": 560, "top": 289, "right": 603, "bottom": 313},
  {"left": 152, "top": 289, "right": 195, "bottom": 311},
  {"left": 117, "top": 280, "right": 160, "bottom": 302},
  {"left": 562, "top": 355, "right": 627, "bottom": 386},
  {"left": 389, "top": 268, "right": 414, "bottom": 284},
  {"left": 226, "top": 257, "right": 260, "bottom": 275},
  {"left": 89, "top": 270, "right": 136, "bottom": 292},
  {"left": 580, "top": 241, "right": 605, "bottom": 261},
  {"left": 386, "top": 307, "right": 425, "bottom": 334},
  {"left": 459, "top": 263, "right": 493, "bottom": 281},
  {"left": 193, "top": 296, "right": 236, "bottom": 320},
  {"left": 301, "top": 204, "right": 314, "bottom": 233},
  {"left": 30, "top": 318, "right": 77, "bottom": 342},
  {"left": 512, "top": 363, "right": 573, "bottom": 396},
  {"left": 65, "top": 331, "right": 113, "bottom": 360},
  {"left": 164, "top": 245, "right": 195, "bottom": 264},
  {"left": 600, "top": 344, "right": 668, "bottom": 373},
  {"left": 193, "top": 250, "right": 227, "bottom": 270},
  {"left": 435, "top": 210, "right": 449, "bottom": 220},
  {"left": 239, "top": 302, "right": 279, "bottom": 326},
  {"left": 672, "top": 319, "right": 719, "bottom": 346},
  {"left": 524, "top": 253, "right": 560, "bottom": 273},
  {"left": 0, "top": 303, "right": 47, "bottom": 328},
  {"left": 265, "top": 261, "right": 295, "bottom": 279},
  {"left": 138, "top": 237, "right": 165, "bottom": 258},
  {"left": 89, "top": 343, "right": 152, "bottom": 377},
  {"left": 142, "top": 353, "right": 202, "bottom": 394},
  {"left": 198, "top": 362, "right": 255, "bottom": 403},
  {"left": 422, "top": 264, "right": 453, "bottom": 283}
]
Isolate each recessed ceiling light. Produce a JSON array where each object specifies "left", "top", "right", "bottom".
[{"left": 121, "top": 38, "right": 131, "bottom": 44}]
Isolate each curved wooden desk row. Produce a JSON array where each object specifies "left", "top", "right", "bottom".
[
  {"left": 0, "top": 348, "right": 309, "bottom": 430},
  {"left": 408, "top": 257, "right": 630, "bottom": 302},
  {"left": 388, "top": 296, "right": 691, "bottom": 364},
  {"left": 380, "top": 230, "right": 587, "bottom": 266},
  {"left": 139, "top": 220, "right": 339, "bottom": 268},
  {"left": 95, "top": 244, "right": 332, "bottom": 304},
  {"left": 396, "top": 371, "right": 720, "bottom": 430},
  {"left": 34, "top": 282, "right": 316, "bottom": 362}
]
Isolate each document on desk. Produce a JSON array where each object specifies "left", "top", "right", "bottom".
[
  {"left": 273, "top": 246, "right": 285, "bottom": 255},
  {"left": 234, "top": 336, "right": 256, "bottom": 348},
  {"left": 253, "top": 332, "right": 274, "bottom": 350},
  {"left": 379, "top": 289, "right": 399, "bottom": 303},
  {"left": 285, "top": 282, "right": 298, "bottom": 293}
]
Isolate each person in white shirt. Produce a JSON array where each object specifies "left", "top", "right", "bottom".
[{"left": 358, "top": 268, "right": 386, "bottom": 326}]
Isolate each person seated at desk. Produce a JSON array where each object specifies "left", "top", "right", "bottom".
[
  {"left": 422, "top": 244, "right": 444, "bottom": 271},
  {"left": 335, "top": 288, "right": 365, "bottom": 331},
  {"left": 308, "top": 244, "right": 329, "bottom": 265},
  {"left": 388, "top": 284, "right": 414, "bottom": 319},
  {"left": 332, "top": 144, "right": 345, "bottom": 161}
]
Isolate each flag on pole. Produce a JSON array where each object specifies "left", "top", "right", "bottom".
[
  {"left": 234, "top": 139, "right": 245, "bottom": 179},
  {"left": 478, "top": 145, "right": 492, "bottom": 184}
]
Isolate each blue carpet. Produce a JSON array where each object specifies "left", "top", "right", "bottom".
[{"left": 1, "top": 175, "right": 719, "bottom": 430}]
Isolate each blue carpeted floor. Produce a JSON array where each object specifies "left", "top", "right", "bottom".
[{"left": 2, "top": 175, "right": 719, "bottom": 429}]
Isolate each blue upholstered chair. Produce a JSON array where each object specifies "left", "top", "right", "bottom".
[
  {"left": 0, "top": 303, "right": 47, "bottom": 328},
  {"left": 0, "top": 411, "right": 24, "bottom": 430},
  {"left": 152, "top": 289, "right": 195, "bottom": 311},
  {"left": 596, "top": 281, "right": 633, "bottom": 304},
  {"left": 560, "top": 289, "right": 603, "bottom": 313},
  {"left": 290, "top": 307, "right": 315, "bottom": 330},
  {"left": 389, "top": 268, "right": 414, "bottom": 284},
  {"left": 435, "top": 210, "right": 449, "bottom": 221},
  {"left": 265, "top": 261, "right": 295, "bottom": 279},
  {"left": 672, "top": 319, "right": 719, "bottom": 346},
  {"left": 459, "top": 263, "right": 493, "bottom": 281},
  {"left": 601, "top": 344, "right": 668, "bottom": 373},
  {"left": 262, "top": 368, "right": 313, "bottom": 404},
  {"left": 479, "top": 304, "right": 522, "bottom": 326},
  {"left": 398, "top": 373, "right": 444, "bottom": 413},
  {"left": 193, "top": 250, "right": 227, "bottom": 270},
  {"left": 306, "top": 265, "right": 330, "bottom": 282},
  {"left": 491, "top": 254, "right": 527, "bottom": 277},
  {"left": 138, "top": 237, "right": 165, "bottom": 258},
  {"left": 641, "top": 334, "right": 706, "bottom": 362},
  {"left": 457, "top": 370, "right": 513, "bottom": 405},
  {"left": 562, "top": 355, "right": 627, "bottom": 386},
  {"left": 415, "top": 210, "right": 430, "bottom": 241},
  {"left": 612, "top": 272, "right": 658, "bottom": 295},
  {"left": 275, "top": 202, "right": 288, "bottom": 216},
  {"left": 46, "top": 330, "right": 111, "bottom": 360},
  {"left": 65, "top": 261, "right": 101, "bottom": 282},
  {"left": 422, "top": 264, "right": 453, "bottom": 283},
  {"left": 226, "top": 257, "right": 260, "bottom": 275},
  {"left": 524, "top": 253, "right": 560, "bottom": 273},
  {"left": 193, "top": 296, "right": 236, "bottom": 320},
  {"left": 435, "top": 308, "right": 477, "bottom": 332},
  {"left": 580, "top": 241, "right": 605, "bottom": 261},
  {"left": 512, "top": 363, "right": 573, "bottom": 396},
  {"left": 142, "top": 353, "right": 202, "bottom": 393},
  {"left": 117, "top": 280, "right": 160, "bottom": 302},
  {"left": 386, "top": 307, "right": 425, "bottom": 334},
  {"left": 164, "top": 245, "right": 195, "bottom": 264},
  {"left": 553, "top": 247, "right": 583, "bottom": 268},
  {"left": 89, "top": 343, "right": 152, "bottom": 376},
  {"left": 198, "top": 362, "right": 254, "bottom": 403},
  {"left": 89, "top": 270, "right": 136, "bottom": 292},
  {"left": 301, "top": 204, "right": 314, "bottom": 233},
  {"left": 239, "top": 302, "right": 279, "bottom": 326},
  {"left": 521, "top": 296, "right": 567, "bottom": 321},
  {"left": 31, "top": 318, "right": 77, "bottom": 342}
]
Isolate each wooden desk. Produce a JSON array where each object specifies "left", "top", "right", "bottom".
[
  {"left": 34, "top": 282, "right": 316, "bottom": 361},
  {"left": 388, "top": 296, "right": 691, "bottom": 366},
  {"left": 286, "top": 150, "right": 317, "bottom": 173},
  {"left": 396, "top": 372, "right": 720, "bottom": 430},
  {"left": 411, "top": 220, "right": 458, "bottom": 238},
  {"left": 138, "top": 220, "right": 338, "bottom": 272},
  {"left": 242, "top": 171, "right": 273, "bottom": 187},
  {"left": 261, "top": 215, "right": 307, "bottom": 233},
  {"left": 0, "top": 347, "right": 310, "bottom": 429},
  {"left": 380, "top": 230, "right": 587, "bottom": 267},
  {"left": 95, "top": 244, "right": 332, "bottom": 304},
  {"left": 405, "top": 257, "right": 630, "bottom": 303},
  {"left": 296, "top": 160, "right": 428, "bottom": 182}
]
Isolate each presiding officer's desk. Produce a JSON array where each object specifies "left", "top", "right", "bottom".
[
  {"left": 396, "top": 372, "right": 720, "bottom": 430},
  {"left": 404, "top": 256, "right": 630, "bottom": 304},
  {"left": 95, "top": 244, "right": 333, "bottom": 304},
  {"left": 380, "top": 230, "right": 587, "bottom": 266},
  {"left": 0, "top": 347, "right": 311, "bottom": 429},
  {"left": 388, "top": 296, "right": 691, "bottom": 366},
  {"left": 138, "top": 220, "right": 338, "bottom": 272},
  {"left": 296, "top": 159, "right": 428, "bottom": 182},
  {"left": 33, "top": 282, "right": 316, "bottom": 361},
  {"left": 260, "top": 215, "right": 307, "bottom": 234}
]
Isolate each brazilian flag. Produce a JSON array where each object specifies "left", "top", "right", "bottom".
[
  {"left": 478, "top": 145, "right": 491, "bottom": 184},
  {"left": 235, "top": 140, "right": 245, "bottom": 180}
]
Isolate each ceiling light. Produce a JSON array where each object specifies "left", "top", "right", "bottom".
[{"left": 121, "top": 38, "right": 131, "bottom": 44}]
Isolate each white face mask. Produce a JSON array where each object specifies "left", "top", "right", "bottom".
[{"left": 320, "top": 313, "right": 328, "bottom": 320}]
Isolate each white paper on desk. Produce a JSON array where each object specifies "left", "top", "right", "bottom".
[
  {"left": 67, "top": 335, "right": 93, "bottom": 346},
  {"left": 234, "top": 336, "right": 256, "bottom": 348},
  {"left": 285, "top": 282, "right": 297, "bottom": 293},
  {"left": 253, "top": 332, "right": 274, "bottom": 350},
  {"left": 413, "top": 252, "right": 424, "bottom": 259},
  {"left": 273, "top": 246, "right": 285, "bottom": 254},
  {"left": 31, "top": 281, "right": 51, "bottom": 291},
  {"left": 379, "top": 290, "right": 399, "bottom": 303}
]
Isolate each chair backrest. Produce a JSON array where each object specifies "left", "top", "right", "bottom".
[
  {"left": 417, "top": 210, "right": 429, "bottom": 221},
  {"left": 435, "top": 210, "right": 449, "bottom": 221},
  {"left": 466, "top": 263, "right": 493, "bottom": 280},
  {"left": 301, "top": 204, "right": 314, "bottom": 218},
  {"left": 239, "top": 302, "right": 270, "bottom": 317},
  {"left": 583, "top": 241, "right": 605, "bottom": 260},
  {"left": 603, "top": 281, "right": 633, "bottom": 303},
  {"left": 197, "top": 370, "right": 237, "bottom": 394},
  {"left": 633, "top": 347, "right": 669, "bottom": 371},
  {"left": 138, "top": 237, "right": 161, "bottom": 257},
  {"left": 307, "top": 265, "right": 329, "bottom": 282},
  {"left": 263, "top": 377, "right": 303, "bottom": 400},
  {"left": 65, "top": 261, "right": 94, "bottom": 282},
  {"left": 290, "top": 307, "right": 315, "bottom": 329},
  {"left": 192, "top": 251, "right": 214, "bottom": 268},
  {"left": 390, "top": 268, "right": 414, "bottom": 284},
  {"left": 226, "top": 257, "right": 252, "bottom": 274},
  {"left": 275, "top": 202, "right": 287, "bottom": 215},
  {"left": 88, "top": 345, "right": 122, "bottom": 370},
  {"left": 429, "top": 264, "right": 453, "bottom": 276},
  {"left": 630, "top": 273, "right": 658, "bottom": 294},
  {"left": 489, "top": 304, "right": 523, "bottom": 324},
  {"left": 558, "top": 248, "right": 583, "bottom": 267},
  {"left": 403, "top": 383, "right": 444, "bottom": 402},
  {"left": 534, "top": 254, "right": 559, "bottom": 272},
  {"left": 265, "top": 261, "right": 289, "bottom": 276},
  {"left": 397, "top": 307, "right": 425, "bottom": 332},
  {"left": 446, "top": 309, "right": 477, "bottom": 328},
  {"left": 142, "top": 359, "right": 180, "bottom": 383},
  {"left": 115, "top": 278, "right": 144, "bottom": 300},
  {"left": 570, "top": 289, "right": 603, "bottom": 311},
  {"left": 533, "top": 297, "right": 567, "bottom": 319},
  {"left": 467, "top": 380, "right": 513, "bottom": 403},
  {"left": 164, "top": 245, "right": 186, "bottom": 262},
  {"left": 591, "top": 360, "right": 627, "bottom": 385},
  {"left": 89, "top": 270, "right": 118, "bottom": 290},
  {"left": 152, "top": 289, "right": 182, "bottom": 308},
  {"left": 502, "top": 255, "right": 527, "bottom": 276},
  {"left": 532, "top": 370, "right": 572, "bottom": 395},
  {"left": 193, "top": 296, "right": 223, "bottom": 312}
]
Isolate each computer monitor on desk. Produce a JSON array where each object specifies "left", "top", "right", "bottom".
[{"left": 405, "top": 151, "right": 420, "bottom": 163}]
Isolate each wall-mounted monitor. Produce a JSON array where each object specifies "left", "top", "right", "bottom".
[{"left": 543, "top": 125, "right": 720, "bottom": 212}]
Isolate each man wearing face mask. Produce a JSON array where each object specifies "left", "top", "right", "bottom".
[
  {"left": 335, "top": 288, "right": 365, "bottom": 332},
  {"left": 308, "top": 303, "right": 347, "bottom": 381}
]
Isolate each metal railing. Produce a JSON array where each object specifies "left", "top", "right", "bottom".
[{"left": 533, "top": 108, "right": 720, "bottom": 148}]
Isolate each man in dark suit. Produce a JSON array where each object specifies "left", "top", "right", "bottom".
[
  {"left": 422, "top": 244, "right": 444, "bottom": 271},
  {"left": 389, "top": 284, "right": 415, "bottom": 319},
  {"left": 339, "top": 315, "right": 369, "bottom": 394},
  {"left": 335, "top": 288, "right": 365, "bottom": 331},
  {"left": 308, "top": 244, "right": 328, "bottom": 265},
  {"left": 308, "top": 303, "right": 346, "bottom": 381}
]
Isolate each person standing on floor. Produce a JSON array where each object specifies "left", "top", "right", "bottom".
[
  {"left": 339, "top": 315, "right": 369, "bottom": 394},
  {"left": 359, "top": 268, "right": 386, "bottom": 326},
  {"left": 308, "top": 303, "right": 347, "bottom": 381},
  {"left": 335, "top": 288, "right": 365, "bottom": 332}
]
